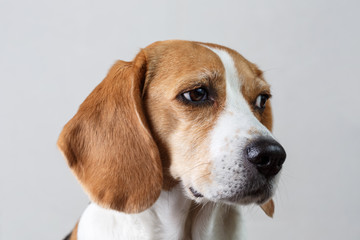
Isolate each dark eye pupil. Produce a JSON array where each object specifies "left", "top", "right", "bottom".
[
  {"left": 189, "top": 88, "right": 206, "bottom": 101},
  {"left": 255, "top": 94, "right": 269, "bottom": 109},
  {"left": 260, "top": 96, "right": 267, "bottom": 107}
]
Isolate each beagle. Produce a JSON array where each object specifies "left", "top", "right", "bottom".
[{"left": 59, "top": 40, "right": 286, "bottom": 240}]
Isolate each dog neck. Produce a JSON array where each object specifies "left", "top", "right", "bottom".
[{"left": 77, "top": 185, "right": 244, "bottom": 240}]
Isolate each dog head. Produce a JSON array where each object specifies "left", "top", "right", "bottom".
[{"left": 58, "top": 40, "right": 286, "bottom": 216}]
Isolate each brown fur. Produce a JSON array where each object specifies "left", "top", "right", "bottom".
[{"left": 58, "top": 52, "right": 162, "bottom": 213}]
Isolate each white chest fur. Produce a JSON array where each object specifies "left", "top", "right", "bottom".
[{"left": 77, "top": 185, "right": 244, "bottom": 240}]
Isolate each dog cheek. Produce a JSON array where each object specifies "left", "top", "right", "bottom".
[{"left": 170, "top": 137, "right": 213, "bottom": 191}]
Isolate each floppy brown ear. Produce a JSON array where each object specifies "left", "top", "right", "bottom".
[
  {"left": 260, "top": 198, "right": 275, "bottom": 218},
  {"left": 57, "top": 51, "right": 162, "bottom": 213}
]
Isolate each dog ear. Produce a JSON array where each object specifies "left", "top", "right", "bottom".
[
  {"left": 57, "top": 51, "right": 162, "bottom": 213},
  {"left": 260, "top": 198, "right": 275, "bottom": 218}
]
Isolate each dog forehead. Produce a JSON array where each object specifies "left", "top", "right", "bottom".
[
  {"left": 143, "top": 40, "right": 261, "bottom": 92},
  {"left": 200, "top": 42, "right": 260, "bottom": 78},
  {"left": 144, "top": 41, "right": 224, "bottom": 77}
]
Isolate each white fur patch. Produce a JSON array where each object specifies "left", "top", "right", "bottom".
[
  {"left": 199, "top": 46, "right": 275, "bottom": 202},
  {"left": 76, "top": 185, "right": 243, "bottom": 239}
]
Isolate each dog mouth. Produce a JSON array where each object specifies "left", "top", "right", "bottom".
[
  {"left": 189, "top": 187, "right": 204, "bottom": 198},
  {"left": 188, "top": 183, "right": 272, "bottom": 204}
]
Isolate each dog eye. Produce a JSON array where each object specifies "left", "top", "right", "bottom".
[
  {"left": 182, "top": 88, "right": 208, "bottom": 102},
  {"left": 255, "top": 94, "right": 270, "bottom": 109}
]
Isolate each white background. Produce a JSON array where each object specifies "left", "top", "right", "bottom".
[{"left": 1, "top": 0, "right": 359, "bottom": 239}]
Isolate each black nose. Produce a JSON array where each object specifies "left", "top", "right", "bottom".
[{"left": 245, "top": 137, "right": 286, "bottom": 178}]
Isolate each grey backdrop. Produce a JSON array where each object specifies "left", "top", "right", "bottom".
[{"left": 1, "top": 0, "right": 359, "bottom": 239}]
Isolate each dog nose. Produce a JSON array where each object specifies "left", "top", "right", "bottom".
[{"left": 245, "top": 137, "right": 286, "bottom": 178}]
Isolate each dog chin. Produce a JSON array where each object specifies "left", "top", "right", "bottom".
[{"left": 186, "top": 182, "right": 275, "bottom": 206}]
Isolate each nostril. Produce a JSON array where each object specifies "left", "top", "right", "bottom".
[
  {"left": 247, "top": 147, "right": 271, "bottom": 166},
  {"left": 245, "top": 137, "right": 286, "bottom": 178},
  {"left": 257, "top": 156, "right": 271, "bottom": 167}
]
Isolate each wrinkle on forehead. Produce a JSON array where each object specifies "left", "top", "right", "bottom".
[
  {"left": 203, "top": 48, "right": 243, "bottom": 112},
  {"left": 143, "top": 41, "right": 226, "bottom": 96},
  {"left": 172, "top": 69, "right": 223, "bottom": 95}
]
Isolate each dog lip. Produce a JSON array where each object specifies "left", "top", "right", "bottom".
[
  {"left": 225, "top": 184, "right": 272, "bottom": 204},
  {"left": 189, "top": 187, "right": 204, "bottom": 198}
]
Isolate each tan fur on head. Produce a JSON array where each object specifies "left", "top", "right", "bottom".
[{"left": 57, "top": 51, "right": 162, "bottom": 213}]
